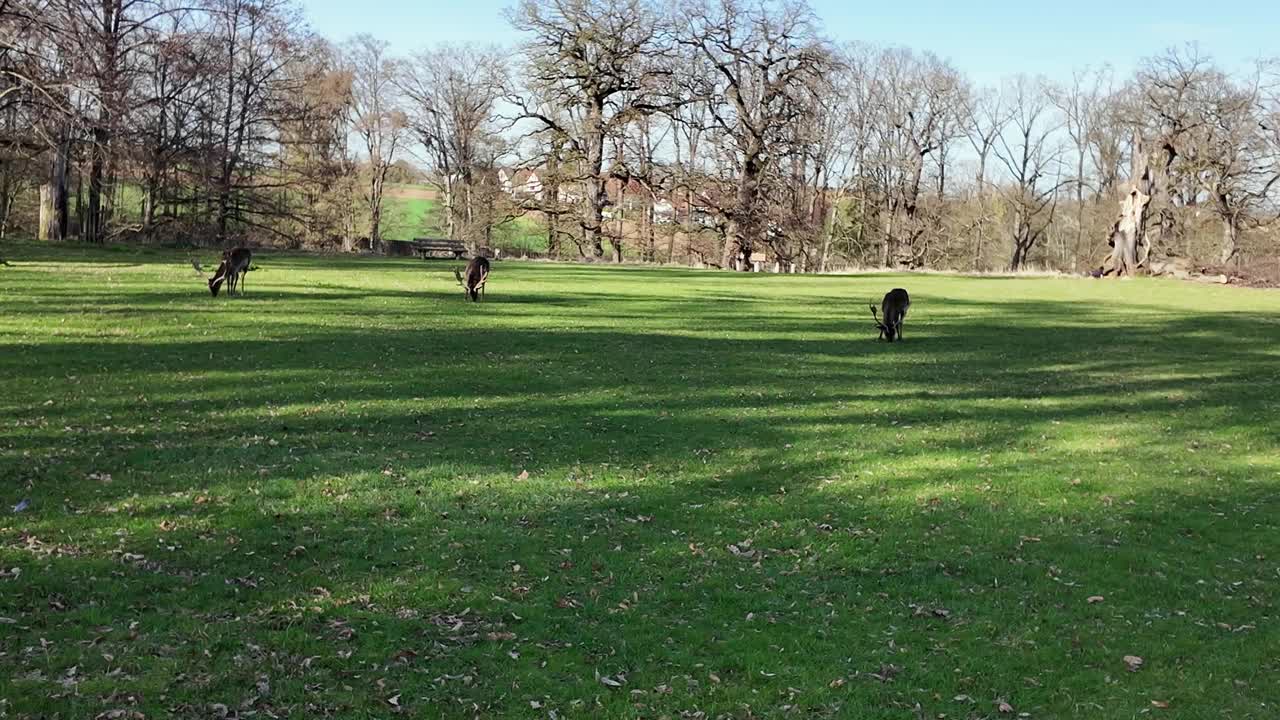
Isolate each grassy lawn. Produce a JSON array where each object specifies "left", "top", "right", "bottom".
[{"left": 1, "top": 244, "right": 1278, "bottom": 719}]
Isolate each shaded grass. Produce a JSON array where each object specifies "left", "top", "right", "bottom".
[{"left": 1, "top": 243, "right": 1278, "bottom": 719}]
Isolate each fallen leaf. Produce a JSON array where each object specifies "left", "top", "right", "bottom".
[
  {"left": 1123, "top": 655, "right": 1144, "bottom": 672},
  {"left": 387, "top": 693, "right": 401, "bottom": 707},
  {"left": 516, "top": 470, "right": 529, "bottom": 481},
  {"left": 599, "top": 675, "right": 623, "bottom": 688},
  {"left": 870, "top": 664, "right": 900, "bottom": 683},
  {"left": 997, "top": 699, "right": 1015, "bottom": 713},
  {"left": 1087, "top": 595, "right": 1105, "bottom": 604},
  {"left": 390, "top": 649, "right": 418, "bottom": 663},
  {"left": 1151, "top": 700, "right": 1170, "bottom": 709}
]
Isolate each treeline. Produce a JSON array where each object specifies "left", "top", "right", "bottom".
[{"left": 2, "top": 0, "right": 1278, "bottom": 273}]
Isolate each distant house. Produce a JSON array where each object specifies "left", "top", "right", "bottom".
[
  {"left": 497, "top": 168, "right": 544, "bottom": 199},
  {"left": 498, "top": 169, "right": 716, "bottom": 227},
  {"left": 653, "top": 199, "right": 675, "bottom": 223}
]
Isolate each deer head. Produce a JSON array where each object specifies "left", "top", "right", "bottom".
[
  {"left": 871, "top": 288, "right": 910, "bottom": 342},
  {"left": 457, "top": 257, "right": 490, "bottom": 302},
  {"left": 208, "top": 260, "right": 229, "bottom": 297}
]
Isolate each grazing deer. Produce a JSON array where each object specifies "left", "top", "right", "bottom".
[
  {"left": 209, "top": 248, "right": 252, "bottom": 297},
  {"left": 454, "top": 256, "right": 490, "bottom": 302},
  {"left": 870, "top": 288, "right": 910, "bottom": 342}
]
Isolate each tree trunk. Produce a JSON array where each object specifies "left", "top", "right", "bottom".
[
  {"left": 144, "top": 161, "right": 160, "bottom": 230},
  {"left": 547, "top": 211, "right": 560, "bottom": 257},
  {"left": 881, "top": 201, "right": 895, "bottom": 267},
  {"left": 1104, "top": 139, "right": 1153, "bottom": 276},
  {"left": 728, "top": 151, "right": 763, "bottom": 270},
  {"left": 721, "top": 217, "right": 737, "bottom": 269},
  {"left": 644, "top": 199, "right": 655, "bottom": 262},
  {"left": 39, "top": 184, "right": 54, "bottom": 240},
  {"left": 41, "top": 137, "right": 71, "bottom": 241},
  {"left": 443, "top": 176, "right": 456, "bottom": 240},
  {"left": 582, "top": 102, "right": 606, "bottom": 258},
  {"left": 369, "top": 168, "right": 386, "bottom": 251},
  {"left": 1072, "top": 150, "right": 1085, "bottom": 271},
  {"left": 818, "top": 201, "right": 837, "bottom": 273},
  {"left": 1220, "top": 215, "right": 1239, "bottom": 266},
  {"left": 1010, "top": 216, "right": 1027, "bottom": 271},
  {"left": 613, "top": 178, "right": 625, "bottom": 263}
]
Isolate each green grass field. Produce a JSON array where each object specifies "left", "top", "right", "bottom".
[
  {"left": 380, "top": 196, "right": 440, "bottom": 241},
  {"left": 1, "top": 244, "right": 1278, "bottom": 719},
  {"left": 381, "top": 192, "right": 547, "bottom": 252}
]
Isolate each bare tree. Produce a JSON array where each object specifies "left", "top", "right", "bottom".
[
  {"left": 994, "top": 75, "right": 1066, "bottom": 270},
  {"left": 398, "top": 44, "right": 508, "bottom": 249},
  {"left": 1185, "top": 66, "right": 1280, "bottom": 265},
  {"left": 345, "top": 34, "right": 405, "bottom": 251},
  {"left": 865, "top": 48, "right": 962, "bottom": 267},
  {"left": 1103, "top": 46, "right": 1211, "bottom": 275},
  {"left": 509, "top": 0, "right": 674, "bottom": 261},
  {"left": 677, "top": 0, "right": 830, "bottom": 270},
  {"left": 1051, "top": 66, "right": 1113, "bottom": 268}
]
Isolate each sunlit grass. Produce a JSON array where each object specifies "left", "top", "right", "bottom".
[{"left": 1, "top": 242, "right": 1278, "bottom": 718}]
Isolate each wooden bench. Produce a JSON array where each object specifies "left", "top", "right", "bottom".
[{"left": 411, "top": 238, "right": 467, "bottom": 260}]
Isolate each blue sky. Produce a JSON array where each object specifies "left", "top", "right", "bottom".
[{"left": 303, "top": 0, "right": 1277, "bottom": 83}]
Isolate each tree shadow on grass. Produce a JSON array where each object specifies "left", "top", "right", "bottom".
[{"left": 1, "top": 282, "right": 1278, "bottom": 718}]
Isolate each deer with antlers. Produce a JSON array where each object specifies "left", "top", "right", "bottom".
[
  {"left": 208, "top": 248, "right": 252, "bottom": 297},
  {"left": 870, "top": 288, "right": 910, "bottom": 342},
  {"left": 454, "top": 256, "right": 490, "bottom": 302}
]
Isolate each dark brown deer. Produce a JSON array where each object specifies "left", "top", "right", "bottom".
[
  {"left": 209, "top": 248, "right": 252, "bottom": 297},
  {"left": 454, "top": 256, "right": 490, "bottom": 302},
  {"left": 870, "top": 288, "right": 910, "bottom": 342}
]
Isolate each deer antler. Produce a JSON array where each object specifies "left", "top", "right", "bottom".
[
  {"left": 869, "top": 304, "right": 886, "bottom": 329},
  {"left": 476, "top": 269, "right": 489, "bottom": 289}
]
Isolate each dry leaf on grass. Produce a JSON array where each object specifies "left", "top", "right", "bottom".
[{"left": 1123, "top": 655, "right": 1144, "bottom": 672}]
